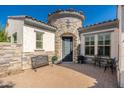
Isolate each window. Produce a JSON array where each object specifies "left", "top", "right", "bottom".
[
  {"left": 8, "top": 36, "right": 11, "bottom": 42},
  {"left": 85, "top": 36, "right": 95, "bottom": 55},
  {"left": 98, "top": 33, "right": 110, "bottom": 57},
  {"left": 13, "top": 32, "right": 17, "bottom": 43},
  {"left": 36, "top": 32, "right": 43, "bottom": 49}
]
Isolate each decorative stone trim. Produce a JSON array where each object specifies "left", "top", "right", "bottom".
[{"left": 48, "top": 10, "right": 85, "bottom": 23}]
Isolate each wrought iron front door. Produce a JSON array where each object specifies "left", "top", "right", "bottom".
[{"left": 62, "top": 37, "right": 73, "bottom": 62}]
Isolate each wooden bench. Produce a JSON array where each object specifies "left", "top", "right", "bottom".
[{"left": 31, "top": 55, "right": 49, "bottom": 69}]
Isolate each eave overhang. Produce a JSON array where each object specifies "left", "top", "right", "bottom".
[
  {"left": 24, "top": 18, "right": 56, "bottom": 32},
  {"left": 79, "top": 19, "right": 119, "bottom": 33},
  {"left": 8, "top": 15, "right": 57, "bottom": 32}
]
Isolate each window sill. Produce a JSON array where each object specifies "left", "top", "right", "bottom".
[
  {"left": 85, "top": 55, "right": 110, "bottom": 58},
  {"left": 35, "top": 49, "right": 44, "bottom": 51},
  {"left": 85, "top": 55, "right": 94, "bottom": 58},
  {"left": 98, "top": 56, "right": 110, "bottom": 58}
]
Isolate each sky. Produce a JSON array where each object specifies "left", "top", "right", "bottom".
[{"left": 0, "top": 5, "right": 117, "bottom": 27}]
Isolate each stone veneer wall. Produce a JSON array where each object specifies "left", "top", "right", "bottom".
[
  {"left": 50, "top": 17, "right": 83, "bottom": 63},
  {"left": 0, "top": 43, "right": 22, "bottom": 77},
  {"left": 0, "top": 43, "right": 55, "bottom": 76},
  {"left": 22, "top": 51, "right": 55, "bottom": 69}
]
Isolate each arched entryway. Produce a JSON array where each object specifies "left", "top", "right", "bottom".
[
  {"left": 62, "top": 36, "right": 73, "bottom": 62},
  {"left": 55, "top": 32, "right": 78, "bottom": 63}
]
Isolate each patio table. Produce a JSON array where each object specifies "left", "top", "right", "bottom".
[
  {"left": 95, "top": 57, "right": 112, "bottom": 67},
  {"left": 98, "top": 57, "right": 116, "bottom": 74}
]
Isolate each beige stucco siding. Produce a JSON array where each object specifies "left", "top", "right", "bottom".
[
  {"left": 43, "top": 30, "right": 55, "bottom": 51},
  {"left": 80, "top": 34, "right": 85, "bottom": 56},
  {"left": 23, "top": 25, "right": 35, "bottom": 52},
  {"left": 23, "top": 25, "right": 55, "bottom": 52},
  {"left": 118, "top": 5, "right": 124, "bottom": 87},
  {"left": 111, "top": 28, "right": 119, "bottom": 59}
]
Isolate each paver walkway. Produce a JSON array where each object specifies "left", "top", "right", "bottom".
[{"left": 0, "top": 63, "right": 117, "bottom": 88}]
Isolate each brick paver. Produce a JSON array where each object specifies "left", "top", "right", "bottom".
[
  {"left": 60, "top": 63, "right": 117, "bottom": 88},
  {"left": 0, "top": 63, "right": 117, "bottom": 88}
]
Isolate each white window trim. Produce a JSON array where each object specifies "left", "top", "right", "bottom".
[
  {"left": 34, "top": 30, "right": 45, "bottom": 34},
  {"left": 82, "top": 28, "right": 115, "bottom": 35},
  {"left": 12, "top": 32, "right": 17, "bottom": 43},
  {"left": 85, "top": 35, "right": 95, "bottom": 56},
  {"left": 98, "top": 33, "right": 111, "bottom": 57},
  {"left": 35, "top": 31, "right": 44, "bottom": 50}
]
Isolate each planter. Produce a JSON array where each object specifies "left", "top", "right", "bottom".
[{"left": 51, "top": 56, "right": 58, "bottom": 64}]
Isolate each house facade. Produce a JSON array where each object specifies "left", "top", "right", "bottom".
[
  {"left": 6, "top": 16, "right": 56, "bottom": 69},
  {"left": 4, "top": 6, "right": 124, "bottom": 87},
  {"left": 6, "top": 10, "right": 85, "bottom": 66}
]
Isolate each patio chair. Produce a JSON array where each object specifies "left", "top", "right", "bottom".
[
  {"left": 95, "top": 56, "right": 102, "bottom": 67},
  {"left": 93, "top": 55, "right": 98, "bottom": 65},
  {"left": 110, "top": 58, "right": 118, "bottom": 73},
  {"left": 99, "top": 58, "right": 107, "bottom": 67},
  {"left": 104, "top": 57, "right": 117, "bottom": 74}
]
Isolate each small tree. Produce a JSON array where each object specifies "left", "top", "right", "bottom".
[{"left": 0, "top": 24, "right": 7, "bottom": 42}]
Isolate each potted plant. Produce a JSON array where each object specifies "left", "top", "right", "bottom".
[{"left": 51, "top": 56, "right": 58, "bottom": 64}]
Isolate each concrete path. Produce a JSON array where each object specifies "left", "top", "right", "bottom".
[{"left": 0, "top": 63, "right": 117, "bottom": 88}]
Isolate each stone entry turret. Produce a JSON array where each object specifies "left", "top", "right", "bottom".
[{"left": 48, "top": 9, "right": 85, "bottom": 63}]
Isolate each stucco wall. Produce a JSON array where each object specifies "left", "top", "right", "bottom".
[
  {"left": 80, "top": 33, "right": 85, "bottom": 56},
  {"left": 5, "top": 18, "right": 55, "bottom": 70},
  {"left": 111, "top": 28, "right": 119, "bottom": 59},
  {"left": 22, "top": 25, "right": 55, "bottom": 69},
  {"left": 6, "top": 18, "right": 24, "bottom": 44},
  {"left": 23, "top": 25, "right": 55, "bottom": 52},
  {"left": 118, "top": 5, "right": 124, "bottom": 87}
]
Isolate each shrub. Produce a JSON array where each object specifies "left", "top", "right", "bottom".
[
  {"left": 51, "top": 56, "right": 58, "bottom": 64},
  {"left": 0, "top": 24, "right": 7, "bottom": 42}
]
